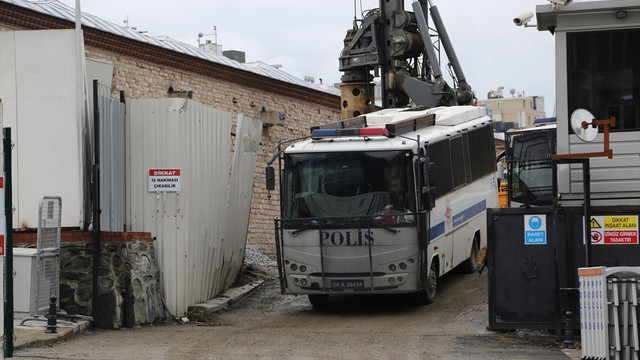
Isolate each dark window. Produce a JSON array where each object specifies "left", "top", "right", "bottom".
[
  {"left": 567, "top": 29, "right": 640, "bottom": 132},
  {"left": 427, "top": 140, "right": 453, "bottom": 198},
  {"left": 468, "top": 125, "right": 496, "bottom": 181},
  {"left": 427, "top": 124, "right": 495, "bottom": 199},
  {"left": 450, "top": 136, "right": 467, "bottom": 188}
]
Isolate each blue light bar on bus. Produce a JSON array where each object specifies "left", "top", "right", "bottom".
[{"left": 311, "top": 127, "right": 389, "bottom": 139}]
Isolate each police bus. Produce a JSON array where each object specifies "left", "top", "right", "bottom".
[{"left": 266, "top": 105, "right": 499, "bottom": 306}]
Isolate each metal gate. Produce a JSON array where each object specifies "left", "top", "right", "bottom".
[
  {"left": 487, "top": 207, "right": 561, "bottom": 330},
  {"left": 488, "top": 206, "right": 640, "bottom": 332},
  {"left": 35, "top": 196, "right": 62, "bottom": 314}
]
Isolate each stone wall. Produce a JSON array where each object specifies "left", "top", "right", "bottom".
[{"left": 15, "top": 231, "right": 165, "bottom": 329}]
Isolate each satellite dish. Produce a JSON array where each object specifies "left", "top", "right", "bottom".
[
  {"left": 571, "top": 108, "right": 598, "bottom": 142},
  {"left": 509, "top": 88, "right": 516, "bottom": 97}
]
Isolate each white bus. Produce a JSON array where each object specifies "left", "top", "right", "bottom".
[{"left": 266, "top": 106, "right": 499, "bottom": 306}]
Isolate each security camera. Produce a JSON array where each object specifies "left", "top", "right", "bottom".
[{"left": 513, "top": 12, "right": 534, "bottom": 26}]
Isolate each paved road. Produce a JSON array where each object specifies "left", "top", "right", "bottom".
[{"left": 15, "top": 267, "right": 578, "bottom": 360}]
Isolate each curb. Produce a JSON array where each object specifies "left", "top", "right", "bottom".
[
  {"left": 188, "top": 280, "right": 264, "bottom": 318},
  {"left": 14, "top": 319, "right": 92, "bottom": 349}
]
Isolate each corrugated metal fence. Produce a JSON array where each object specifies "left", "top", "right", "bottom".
[
  {"left": 95, "top": 82, "right": 125, "bottom": 231},
  {"left": 125, "top": 98, "right": 261, "bottom": 316}
]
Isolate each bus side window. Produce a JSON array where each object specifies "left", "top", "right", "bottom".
[
  {"left": 450, "top": 136, "right": 467, "bottom": 189},
  {"left": 468, "top": 125, "right": 496, "bottom": 180},
  {"left": 427, "top": 141, "right": 453, "bottom": 198}
]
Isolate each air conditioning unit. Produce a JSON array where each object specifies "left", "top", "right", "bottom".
[{"left": 13, "top": 248, "right": 39, "bottom": 319}]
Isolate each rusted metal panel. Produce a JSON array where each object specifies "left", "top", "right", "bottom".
[{"left": 214, "top": 114, "right": 263, "bottom": 295}]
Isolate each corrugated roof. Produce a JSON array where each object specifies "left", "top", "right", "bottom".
[{"left": 3, "top": 0, "right": 341, "bottom": 97}]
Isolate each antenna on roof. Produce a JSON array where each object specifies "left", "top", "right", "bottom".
[{"left": 198, "top": 27, "right": 223, "bottom": 55}]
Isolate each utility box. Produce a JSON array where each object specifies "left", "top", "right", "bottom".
[{"left": 13, "top": 247, "right": 38, "bottom": 319}]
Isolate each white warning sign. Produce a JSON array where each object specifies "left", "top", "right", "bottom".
[
  {"left": 148, "top": 169, "right": 181, "bottom": 192},
  {"left": 590, "top": 215, "right": 638, "bottom": 245}
]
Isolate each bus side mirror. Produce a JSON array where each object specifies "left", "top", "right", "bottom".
[
  {"left": 422, "top": 161, "right": 436, "bottom": 210},
  {"left": 266, "top": 166, "right": 275, "bottom": 191},
  {"left": 423, "top": 161, "right": 437, "bottom": 190}
]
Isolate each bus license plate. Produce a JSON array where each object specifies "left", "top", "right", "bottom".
[{"left": 330, "top": 280, "right": 365, "bottom": 289}]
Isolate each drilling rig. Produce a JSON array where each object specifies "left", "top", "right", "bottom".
[{"left": 338, "top": 0, "right": 475, "bottom": 119}]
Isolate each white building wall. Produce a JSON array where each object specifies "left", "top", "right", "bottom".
[{"left": 0, "top": 30, "right": 85, "bottom": 228}]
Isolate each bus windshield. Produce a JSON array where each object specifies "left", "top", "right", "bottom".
[{"left": 282, "top": 151, "right": 416, "bottom": 223}]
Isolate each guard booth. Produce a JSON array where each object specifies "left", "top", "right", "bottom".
[
  {"left": 487, "top": 0, "right": 640, "bottom": 332},
  {"left": 488, "top": 111, "right": 639, "bottom": 331}
]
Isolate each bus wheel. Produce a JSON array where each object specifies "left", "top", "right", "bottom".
[
  {"left": 464, "top": 238, "right": 480, "bottom": 273},
  {"left": 415, "top": 261, "right": 437, "bottom": 305},
  {"left": 308, "top": 294, "right": 329, "bottom": 308}
]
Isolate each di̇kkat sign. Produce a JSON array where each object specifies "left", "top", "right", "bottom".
[
  {"left": 148, "top": 169, "right": 181, "bottom": 192},
  {"left": 589, "top": 215, "right": 639, "bottom": 245}
]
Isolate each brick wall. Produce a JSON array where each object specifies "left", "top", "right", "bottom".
[
  {"left": 1, "top": 5, "right": 342, "bottom": 260},
  {"left": 82, "top": 48, "right": 341, "bottom": 259}
]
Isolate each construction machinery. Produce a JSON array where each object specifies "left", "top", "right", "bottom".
[{"left": 338, "top": 0, "right": 475, "bottom": 119}]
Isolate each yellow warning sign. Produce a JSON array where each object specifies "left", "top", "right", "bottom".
[
  {"left": 604, "top": 216, "right": 638, "bottom": 230},
  {"left": 590, "top": 215, "right": 639, "bottom": 245}
]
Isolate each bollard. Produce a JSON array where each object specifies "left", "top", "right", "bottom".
[
  {"left": 67, "top": 288, "right": 78, "bottom": 323},
  {"left": 563, "top": 310, "right": 575, "bottom": 349},
  {"left": 45, "top": 295, "right": 58, "bottom": 334}
]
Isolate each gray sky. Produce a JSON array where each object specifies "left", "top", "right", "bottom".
[{"left": 59, "top": 0, "right": 557, "bottom": 115}]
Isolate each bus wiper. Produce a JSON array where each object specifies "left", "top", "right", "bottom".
[
  {"left": 377, "top": 225, "right": 399, "bottom": 234},
  {"left": 290, "top": 228, "right": 311, "bottom": 236}
]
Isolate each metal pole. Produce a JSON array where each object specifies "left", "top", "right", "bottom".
[
  {"left": 582, "top": 159, "right": 591, "bottom": 267},
  {"left": 553, "top": 158, "right": 592, "bottom": 267},
  {"left": 3, "top": 127, "right": 14, "bottom": 358},
  {"left": 91, "top": 80, "right": 101, "bottom": 327}
]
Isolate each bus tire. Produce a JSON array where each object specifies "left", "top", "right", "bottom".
[
  {"left": 415, "top": 261, "right": 437, "bottom": 305},
  {"left": 464, "top": 237, "right": 481, "bottom": 273},
  {"left": 308, "top": 294, "right": 329, "bottom": 308}
]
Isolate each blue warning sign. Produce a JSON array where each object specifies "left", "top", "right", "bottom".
[{"left": 524, "top": 215, "right": 547, "bottom": 245}]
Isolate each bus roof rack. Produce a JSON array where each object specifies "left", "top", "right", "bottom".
[
  {"left": 310, "top": 112, "right": 436, "bottom": 136},
  {"left": 385, "top": 114, "right": 435, "bottom": 137}
]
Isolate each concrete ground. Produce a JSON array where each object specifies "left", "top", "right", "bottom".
[{"left": 9, "top": 268, "right": 583, "bottom": 360}]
